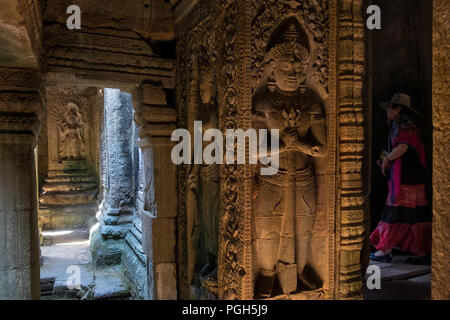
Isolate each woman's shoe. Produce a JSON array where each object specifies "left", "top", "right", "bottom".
[{"left": 370, "top": 252, "right": 393, "bottom": 262}]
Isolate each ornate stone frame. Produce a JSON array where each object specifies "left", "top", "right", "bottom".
[
  {"left": 3, "top": 0, "right": 449, "bottom": 300},
  {"left": 431, "top": 0, "right": 450, "bottom": 300},
  {"left": 176, "top": 0, "right": 368, "bottom": 300}
]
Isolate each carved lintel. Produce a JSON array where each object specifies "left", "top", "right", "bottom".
[
  {"left": 141, "top": 83, "right": 168, "bottom": 106},
  {"left": 136, "top": 106, "right": 177, "bottom": 124},
  {"left": 134, "top": 82, "right": 176, "bottom": 140},
  {"left": 139, "top": 124, "right": 177, "bottom": 139},
  {"left": 18, "top": 0, "right": 44, "bottom": 68},
  {"left": 0, "top": 68, "right": 42, "bottom": 91},
  {"left": 0, "top": 68, "right": 44, "bottom": 139}
]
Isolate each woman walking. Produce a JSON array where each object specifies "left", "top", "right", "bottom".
[{"left": 370, "top": 93, "right": 432, "bottom": 264}]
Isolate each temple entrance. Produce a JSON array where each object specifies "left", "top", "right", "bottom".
[
  {"left": 365, "top": 0, "right": 433, "bottom": 299},
  {"left": 38, "top": 87, "right": 143, "bottom": 299},
  {"left": 0, "top": 0, "right": 448, "bottom": 301}
]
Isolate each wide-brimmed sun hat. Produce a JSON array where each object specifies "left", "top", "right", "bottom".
[{"left": 379, "top": 93, "right": 418, "bottom": 114}]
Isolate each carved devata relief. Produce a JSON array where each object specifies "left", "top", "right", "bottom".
[
  {"left": 183, "top": 17, "right": 221, "bottom": 297},
  {"left": 57, "top": 102, "right": 87, "bottom": 161},
  {"left": 48, "top": 98, "right": 88, "bottom": 163},
  {"left": 177, "top": 0, "right": 331, "bottom": 300},
  {"left": 45, "top": 86, "right": 97, "bottom": 171},
  {"left": 251, "top": 17, "right": 328, "bottom": 298}
]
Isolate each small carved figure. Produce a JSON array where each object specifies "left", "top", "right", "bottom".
[
  {"left": 252, "top": 21, "right": 327, "bottom": 298},
  {"left": 58, "top": 102, "right": 86, "bottom": 161},
  {"left": 187, "top": 51, "right": 220, "bottom": 294}
]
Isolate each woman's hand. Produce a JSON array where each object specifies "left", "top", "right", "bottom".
[
  {"left": 377, "top": 159, "right": 382, "bottom": 168},
  {"left": 381, "top": 158, "right": 391, "bottom": 176}
]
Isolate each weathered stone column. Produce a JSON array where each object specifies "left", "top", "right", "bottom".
[
  {"left": 0, "top": 68, "right": 43, "bottom": 299},
  {"left": 100, "top": 89, "right": 135, "bottom": 239},
  {"left": 134, "top": 83, "right": 177, "bottom": 300},
  {"left": 431, "top": 0, "right": 450, "bottom": 300},
  {"left": 122, "top": 122, "right": 149, "bottom": 299}
]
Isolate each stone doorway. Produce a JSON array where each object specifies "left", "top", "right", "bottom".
[
  {"left": 365, "top": 0, "right": 433, "bottom": 299},
  {"left": 0, "top": 0, "right": 448, "bottom": 300},
  {"left": 38, "top": 87, "right": 143, "bottom": 300}
]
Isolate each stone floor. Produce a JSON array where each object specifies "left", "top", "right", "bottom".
[
  {"left": 40, "top": 240, "right": 131, "bottom": 300},
  {"left": 363, "top": 254, "right": 431, "bottom": 300},
  {"left": 41, "top": 241, "right": 430, "bottom": 300}
]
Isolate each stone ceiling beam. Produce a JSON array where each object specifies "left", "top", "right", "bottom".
[
  {"left": 41, "top": 0, "right": 176, "bottom": 89},
  {"left": 0, "top": 0, "right": 43, "bottom": 69}
]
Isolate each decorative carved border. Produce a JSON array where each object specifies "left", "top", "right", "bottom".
[
  {"left": 328, "top": 0, "right": 338, "bottom": 300},
  {"left": 176, "top": 36, "right": 189, "bottom": 298},
  {"left": 335, "top": 0, "right": 367, "bottom": 299},
  {"left": 240, "top": 0, "right": 253, "bottom": 300},
  {"left": 217, "top": 0, "right": 247, "bottom": 300},
  {"left": 431, "top": 0, "right": 450, "bottom": 300}
]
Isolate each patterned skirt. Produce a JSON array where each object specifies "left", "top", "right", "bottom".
[{"left": 370, "top": 184, "right": 432, "bottom": 255}]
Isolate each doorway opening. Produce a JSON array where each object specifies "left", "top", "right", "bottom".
[
  {"left": 38, "top": 87, "right": 140, "bottom": 300},
  {"left": 364, "top": 0, "right": 433, "bottom": 300}
]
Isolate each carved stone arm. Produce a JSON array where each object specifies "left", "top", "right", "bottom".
[
  {"left": 187, "top": 164, "right": 200, "bottom": 192},
  {"left": 282, "top": 119, "right": 327, "bottom": 157},
  {"left": 308, "top": 120, "right": 327, "bottom": 157},
  {"left": 311, "top": 117, "right": 327, "bottom": 155}
]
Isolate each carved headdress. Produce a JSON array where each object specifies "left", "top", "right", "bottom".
[
  {"left": 267, "top": 24, "right": 310, "bottom": 63},
  {"left": 269, "top": 24, "right": 309, "bottom": 63},
  {"left": 265, "top": 23, "right": 310, "bottom": 93}
]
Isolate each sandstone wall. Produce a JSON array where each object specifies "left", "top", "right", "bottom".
[
  {"left": 431, "top": 0, "right": 450, "bottom": 300},
  {"left": 175, "top": 0, "right": 368, "bottom": 300}
]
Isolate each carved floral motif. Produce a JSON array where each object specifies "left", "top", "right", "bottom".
[{"left": 218, "top": 0, "right": 245, "bottom": 300}]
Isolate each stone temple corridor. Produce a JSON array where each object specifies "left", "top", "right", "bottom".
[{"left": 0, "top": 0, "right": 448, "bottom": 301}]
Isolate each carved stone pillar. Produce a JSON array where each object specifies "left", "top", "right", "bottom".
[
  {"left": 122, "top": 116, "right": 149, "bottom": 299},
  {"left": 0, "top": 68, "right": 43, "bottom": 299},
  {"left": 100, "top": 89, "right": 135, "bottom": 239},
  {"left": 134, "top": 83, "right": 178, "bottom": 300},
  {"left": 99, "top": 90, "right": 109, "bottom": 213},
  {"left": 431, "top": 0, "right": 450, "bottom": 300}
]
